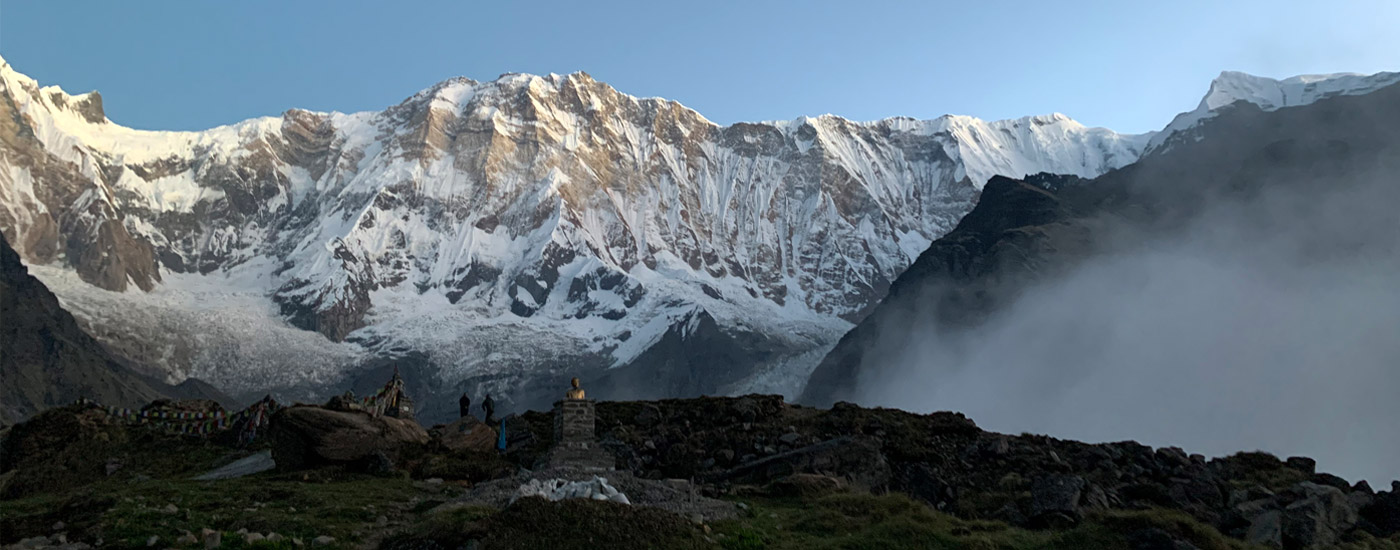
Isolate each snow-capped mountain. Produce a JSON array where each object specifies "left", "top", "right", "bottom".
[
  {"left": 1146, "top": 70, "right": 1400, "bottom": 153},
  {"left": 2, "top": 55, "right": 1386, "bottom": 417},
  {"left": 798, "top": 72, "right": 1400, "bottom": 487}
]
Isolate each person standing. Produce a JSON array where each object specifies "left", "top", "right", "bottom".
[
  {"left": 458, "top": 392, "right": 472, "bottom": 419},
  {"left": 481, "top": 393, "right": 495, "bottom": 423}
]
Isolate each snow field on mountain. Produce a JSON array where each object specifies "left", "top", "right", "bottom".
[{"left": 6, "top": 51, "right": 1394, "bottom": 403}]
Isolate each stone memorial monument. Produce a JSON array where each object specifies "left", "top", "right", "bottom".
[{"left": 542, "top": 377, "right": 613, "bottom": 470}]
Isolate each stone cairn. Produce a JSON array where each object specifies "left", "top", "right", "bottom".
[{"left": 542, "top": 378, "right": 613, "bottom": 470}]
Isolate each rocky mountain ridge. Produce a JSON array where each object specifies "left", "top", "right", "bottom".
[
  {"left": 802, "top": 72, "right": 1400, "bottom": 403},
  {"left": 0, "top": 56, "right": 1151, "bottom": 413},
  {"left": 0, "top": 231, "right": 227, "bottom": 424},
  {"left": 800, "top": 72, "right": 1400, "bottom": 485},
  {"left": 3, "top": 55, "right": 1394, "bottom": 418}
]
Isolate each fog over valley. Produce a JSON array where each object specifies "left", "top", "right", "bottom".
[{"left": 854, "top": 136, "right": 1400, "bottom": 485}]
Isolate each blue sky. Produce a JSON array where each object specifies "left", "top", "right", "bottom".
[{"left": 1, "top": 1, "right": 1396, "bottom": 134}]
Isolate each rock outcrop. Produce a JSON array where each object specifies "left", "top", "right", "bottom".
[
  {"left": 0, "top": 231, "right": 221, "bottom": 424},
  {"left": 267, "top": 405, "right": 429, "bottom": 471},
  {"left": 431, "top": 417, "right": 498, "bottom": 454},
  {"left": 0, "top": 404, "right": 128, "bottom": 497},
  {"left": 1028, "top": 474, "right": 1088, "bottom": 528},
  {"left": 505, "top": 395, "right": 1400, "bottom": 546}
]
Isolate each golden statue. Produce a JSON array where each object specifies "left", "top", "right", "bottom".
[{"left": 566, "top": 377, "right": 586, "bottom": 400}]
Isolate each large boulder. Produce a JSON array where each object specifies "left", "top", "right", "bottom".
[
  {"left": 1281, "top": 482, "right": 1358, "bottom": 549},
  {"left": 893, "top": 462, "right": 958, "bottom": 511},
  {"left": 1028, "top": 474, "right": 1086, "bottom": 528},
  {"left": 1245, "top": 510, "right": 1283, "bottom": 549},
  {"left": 432, "top": 417, "right": 498, "bottom": 453},
  {"left": 268, "top": 405, "right": 429, "bottom": 470}
]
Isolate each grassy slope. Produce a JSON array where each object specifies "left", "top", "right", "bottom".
[
  {"left": 1, "top": 472, "right": 457, "bottom": 549},
  {"left": 8, "top": 465, "right": 1400, "bottom": 550},
  {"left": 710, "top": 492, "right": 1258, "bottom": 550}
]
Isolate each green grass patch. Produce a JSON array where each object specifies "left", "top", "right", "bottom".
[
  {"left": 1047, "top": 509, "right": 1258, "bottom": 550},
  {"left": 2, "top": 470, "right": 448, "bottom": 549},
  {"left": 713, "top": 492, "right": 1045, "bottom": 550},
  {"left": 385, "top": 498, "right": 704, "bottom": 550},
  {"left": 101, "top": 474, "right": 422, "bottom": 548},
  {"left": 1227, "top": 467, "right": 1311, "bottom": 493},
  {"left": 712, "top": 491, "right": 1259, "bottom": 550},
  {"left": 379, "top": 504, "right": 498, "bottom": 549},
  {"left": 1335, "top": 531, "right": 1400, "bottom": 550}
]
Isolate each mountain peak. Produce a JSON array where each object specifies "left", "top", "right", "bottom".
[
  {"left": 0, "top": 60, "right": 108, "bottom": 127},
  {"left": 1203, "top": 70, "right": 1400, "bottom": 111},
  {"left": 1147, "top": 69, "right": 1400, "bottom": 153},
  {"left": 0, "top": 56, "right": 1205, "bottom": 411}
]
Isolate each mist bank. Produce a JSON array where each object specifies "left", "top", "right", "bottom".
[
  {"left": 806, "top": 83, "right": 1400, "bottom": 485},
  {"left": 858, "top": 174, "right": 1400, "bottom": 484}
]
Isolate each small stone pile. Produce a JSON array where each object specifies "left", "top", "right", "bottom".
[
  {"left": 441, "top": 467, "right": 738, "bottom": 524},
  {"left": 512, "top": 476, "right": 631, "bottom": 505}
]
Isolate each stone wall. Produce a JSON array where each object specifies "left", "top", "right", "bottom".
[
  {"left": 553, "top": 399, "right": 595, "bottom": 446},
  {"left": 544, "top": 399, "right": 613, "bottom": 470}
]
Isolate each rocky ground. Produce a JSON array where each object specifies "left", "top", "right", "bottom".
[{"left": 1, "top": 396, "right": 1396, "bottom": 550}]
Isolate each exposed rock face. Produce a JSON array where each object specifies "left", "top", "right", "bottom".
[
  {"left": 0, "top": 80, "right": 160, "bottom": 293},
  {"left": 800, "top": 174, "right": 1081, "bottom": 404},
  {"left": 1280, "top": 483, "right": 1358, "bottom": 550},
  {"left": 587, "top": 308, "right": 778, "bottom": 400},
  {"left": 0, "top": 231, "right": 207, "bottom": 423},
  {"left": 1245, "top": 509, "right": 1283, "bottom": 548},
  {"left": 1028, "top": 474, "right": 1087, "bottom": 528},
  {"left": 267, "top": 405, "right": 430, "bottom": 470},
  {"left": 0, "top": 54, "right": 1151, "bottom": 413}
]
